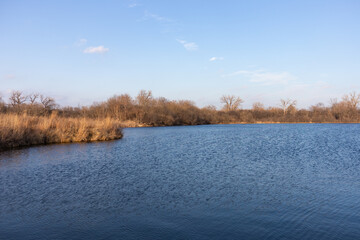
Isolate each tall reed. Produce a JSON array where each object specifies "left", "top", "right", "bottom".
[{"left": 0, "top": 113, "right": 123, "bottom": 150}]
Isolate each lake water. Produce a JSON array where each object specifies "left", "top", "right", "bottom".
[{"left": 1, "top": 124, "right": 360, "bottom": 239}]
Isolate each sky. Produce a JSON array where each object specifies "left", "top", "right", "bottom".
[{"left": 1, "top": 0, "right": 360, "bottom": 109}]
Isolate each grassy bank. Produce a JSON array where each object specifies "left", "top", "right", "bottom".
[{"left": 0, "top": 113, "right": 123, "bottom": 151}]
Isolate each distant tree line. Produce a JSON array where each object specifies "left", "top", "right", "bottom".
[{"left": 1, "top": 90, "right": 360, "bottom": 126}]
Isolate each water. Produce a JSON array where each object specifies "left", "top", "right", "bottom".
[{"left": 1, "top": 124, "right": 360, "bottom": 240}]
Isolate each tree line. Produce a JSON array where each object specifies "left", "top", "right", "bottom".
[{"left": 1, "top": 90, "right": 360, "bottom": 126}]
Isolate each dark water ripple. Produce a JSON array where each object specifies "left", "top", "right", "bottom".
[{"left": 1, "top": 124, "right": 360, "bottom": 239}]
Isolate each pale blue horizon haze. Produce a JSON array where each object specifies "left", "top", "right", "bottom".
[{"left": 1, "top": 0, "right": 359, "bottom": 109}]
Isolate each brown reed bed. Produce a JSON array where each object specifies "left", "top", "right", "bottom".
[{"left": 0, "top": 113, "right": 123, "bottom": 151}]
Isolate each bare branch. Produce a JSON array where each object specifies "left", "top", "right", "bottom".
[
  {"left": 220, "top": 95, "right": 243, "bottom": 111},
  {"left": 136, "top": 90, "right": 153, "bottom": 106},
  {"left": 252, "top": 102, "right": 265, "bottom": 111},
  {"left": 9, "top": 91, "right": 27, "bottom": 106},
  {"left": 40, "top": 95, "right": 57, "bottom": 111},
  {"left": 279, "top": 99, "right": 297, "bottom": 115},
  {"left": 29, "top": 93, "right": 40, "bottom": 104},
  {"left": 342, "top": 92, "right": 360, "bottom": 109}
]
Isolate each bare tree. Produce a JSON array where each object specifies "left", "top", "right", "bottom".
[
  {"left": 40, "top": 95, "right": 57, "bottom": 111},
  {"left": 279, "top": 99, "right": 297, "bottom": 115},
  {"left": 136, "top": 90, "right": 153, "bottom": 106},
  {"left": 203, "top": 105, "right": 217, "bottom": 111},
  {"left": 28, "top": 93, "right": 40, "bottom": 105},
  {"left": 9, "top": 91, "right": 27, "bottom": 106},
  {"left": 330, "top": 98, "right": 338, "bottom": 106},
  {"left": 342, "top": 92, "right": 360, "bottom": 110},
  {"left": 252, "top": 102, "right": 265, "bottom": 111},
  {"left": 106, "top": 94, "right": 134, "bottom": 120},
  {"left": 135, "top": 90, "right": 153, "bottom": 122},
  {"left": 310, "top": 102, "right": 325, "bottom": 112},
  {"left": 220, "top": 95, "right": 243, "bottom": 111}
]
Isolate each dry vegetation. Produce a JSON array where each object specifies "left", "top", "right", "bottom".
[
  {"left": 0, "top": 113, "right": 123, "bottom": 151},
  {"left": 1, "top": 90, "right": 360, "bottom": 150}
]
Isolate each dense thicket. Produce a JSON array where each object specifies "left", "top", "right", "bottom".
[{"left": 1, "top": 90, "right": 360, "bottom": 126}]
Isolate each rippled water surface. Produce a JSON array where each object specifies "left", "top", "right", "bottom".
[{"left": 1, "top": 124, "right": 360, "bottom": 239}]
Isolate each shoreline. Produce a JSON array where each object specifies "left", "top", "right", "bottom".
[
  {"left": 121, "top": 121, "right": 360, "bottom": 128},
  {"left": 2, "top": 118, "right": 359, "bottom": 152}
]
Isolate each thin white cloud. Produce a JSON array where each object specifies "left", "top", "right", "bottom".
[
  {"left": 144, "top": 10, "right": 171, "bottom": 22},
  {"left": 177, "top": 39, "right": 198, "bottom": 51},
  {"left": 129, "top": 3, "right": 141, "bottom": 8},
  {"left": 223, "top": 69, "right": 296, "bottom": 85},
  {"left": 83, "top": 46, "right": 109, "bottom": 54},
  {"left": 128, "top": 0, "right": 141, "bottom": 8},
  {"left": 75, "top": 38, "right": 87, "bottom": 46},
  {"left": 209, "top": 57, "right": 224, "bottom": 62}
]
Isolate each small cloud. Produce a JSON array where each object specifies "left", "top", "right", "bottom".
[
  {"left": 75, "top": 38, "right": 87, "bottom": 46},
  {"left": 209, "top": 57, "right": 224, "bottom": 62},
  {"left": 83, "top": 46, "right": 109, "bottom": 54},
  {"left": 144, "top": 10, "right": 171, "bottom": 22},
  {"left": 223, "top": 69, "right": 296, "bottom": 85},
  {"left": 177, "top": 39, "right": 198, "bottom": 51},
  {"left": 128, "top": 0, "right": 141, "bottom": 8},
  {"left": 129, "top": 3, "right": 141, "bottom": 8},
  {"left": 4, "top": 74, "right": 16, "bottom": 80}
]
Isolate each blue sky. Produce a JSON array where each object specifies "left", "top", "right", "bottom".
[{"left": 1, "top": 0, "right": 359, "bottom": 109}]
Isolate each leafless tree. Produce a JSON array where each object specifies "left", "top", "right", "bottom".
[
  {"left": 252, "top": 102, "right": 265, "bottom": 111},
  {"left": 310, "top": 102, "right": 325, "bottom": 112},
  {"left": 9, "top": 91, "right": 27, "bottom": 106},
  {"left": 40, "top": 95, "right": 57, "bottom": 111},
  {"left": 106, "top": 94, "right": 134, "bottom": 120},
  {"left": 279, "top": 99, "right": 297, "bottom": 115},
  {"left": 330, "top": 98, "right": 338, "bottom": 106},
  {"left": 134, "top": 90, "right": 153, "bottom": 122},
  {"left": 203, "top": 105, "right": 217, "bottom": 111},
  {"left": 342, "top": 92, "right": 360, "bottom": 110},
  {"left": 220, "top": 95, "right": 243, "bottom": 111},
  {"left": 28, "top": 93, "right": 40, "bottom": 105},
  {"left": 136, "top": 90, "right": 153, "bottom": 106}
]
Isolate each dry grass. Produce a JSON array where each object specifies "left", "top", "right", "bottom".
[
  {"left": 119, "top": 120, "right": 150, "bottom": 128},
  {"left": 0, "top": 113, "right": 123, "bottom": 151}
]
